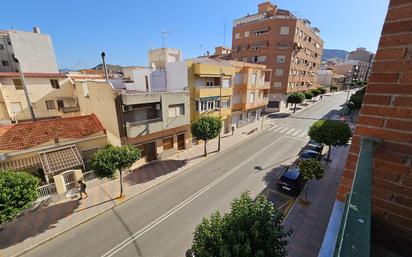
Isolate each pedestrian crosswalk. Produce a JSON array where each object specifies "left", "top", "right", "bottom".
[{"left": 267, "top": 124, "right": 309, "bottom": 139}]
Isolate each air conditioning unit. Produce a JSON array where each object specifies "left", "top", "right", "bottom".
[
  {"left": 122, "top": 105, "right": 132, "bottom": 112},
  {"left": 0, "top": 153, "right": 7, "bottom": 161}
]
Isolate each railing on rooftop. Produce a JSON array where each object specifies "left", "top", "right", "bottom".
[{"left": 333, "top": 138, "right": 374, "bottom": 257}]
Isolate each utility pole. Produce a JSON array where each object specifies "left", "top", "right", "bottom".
[
  {"left": 218, "top": 69, "right": 223, "bottom": 152},
  {"left": 13, "top": 56, "right": 35, "bottom": 122}
]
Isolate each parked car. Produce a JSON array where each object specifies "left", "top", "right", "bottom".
[
  {"left": 304, "top": 139, "right": 324, "bottom": 153},
  {"left": 298, "top": 149, "right": 322, "bottom": 162},
  {"left": 277, "top": 166, "right": 305, "bottom": 194}
]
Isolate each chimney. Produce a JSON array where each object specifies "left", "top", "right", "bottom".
[
  {"left": 33, "top": 26, "right": 41, "bottom": 34},
  {"left": 101, "top": 52, "right": 109, "bottom": 81}
]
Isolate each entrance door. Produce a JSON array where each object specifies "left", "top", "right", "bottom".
[
  {"left": 177, "top": 134, "right": 185, "bottom": 150},
  {"left": 144, "top": 142, "right": 157, "bottom": 162}
]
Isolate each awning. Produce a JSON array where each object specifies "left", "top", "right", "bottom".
[{"left": 39, "top": 145, "right": 84, "bottom": 176}]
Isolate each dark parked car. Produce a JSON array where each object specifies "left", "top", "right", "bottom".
[
  {"left": 298, "top": 149, "right": 322, "bottom": 162},
  {"left": 304, "top": 140, "right": 324, "bottom": 153},
  {"left": 277, "top": 166, "right": 304, "bottom": 194}
]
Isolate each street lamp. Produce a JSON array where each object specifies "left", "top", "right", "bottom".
[
  {"left": 12, "top": 55, "right": 35, "bottom": 122},
  {"left": 217, "top": 69, "right": 223, "bottom": 152}
]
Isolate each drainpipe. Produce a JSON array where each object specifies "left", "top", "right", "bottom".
[
  {"left": 13, "top": 55, "right": 35, "bottom": 122},
  {"left": 101, "top": 52, "right": 109, "bottom": 81}
]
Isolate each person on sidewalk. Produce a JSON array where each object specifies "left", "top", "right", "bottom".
[
  {"left": 231, "top": 125, "right": 235, "bottom": 135},
  {"left": 78, "top": 180, "right": 88, "bottom": 199}
]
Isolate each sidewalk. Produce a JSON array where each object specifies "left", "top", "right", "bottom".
[
  {"left": 283, "top": 145, "right": 349, "bottom": 257},
  {"left": 0, "top": 118, "right": 271, "bottom": 257}
]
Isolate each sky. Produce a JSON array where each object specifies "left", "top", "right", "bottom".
[{"left": 0, "top": 0, "right": 390, "bottom": 70}]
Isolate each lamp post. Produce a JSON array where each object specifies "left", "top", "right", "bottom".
[
  {"left": 218, "top": 69, "right": 223, "bottom": 152},
  {"left": 13, "top": 56, "right": 35, "bottom": 122}
]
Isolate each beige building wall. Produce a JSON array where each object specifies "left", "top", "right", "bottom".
[
  {"left": 0, "top": 76, "right": 79, "bottom": 122},
  {"left": 74, "top": 80, "right": 122, "bottom": 146}
]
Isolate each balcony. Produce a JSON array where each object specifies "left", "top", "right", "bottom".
[
  {"left": 60, "top": 105, "right": 80, "bottom": 113},
  {"left": 244, "top": 99, "right": 269, "bottom": 111},
  {"left": 194, "top": 87, "right": 232, "bottom": 98},
  {"left": 125, "top": 117, "right": 163, "bottom": 138}
]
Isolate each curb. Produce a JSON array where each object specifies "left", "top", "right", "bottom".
[{"left": 9, "top": 123, "right": 272, "bottom": 257}]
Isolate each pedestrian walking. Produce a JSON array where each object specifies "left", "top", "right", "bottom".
[
  {"left": 78, "top": 180, "right": 88, "bottom": 199},
  {"left": 231, "top": 124, "right": 235, "bottom": 135}
]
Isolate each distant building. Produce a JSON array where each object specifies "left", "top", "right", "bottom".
[
  {"left": 347, "top": 47, "right": 374, "bottom": 62},
  {"left": 0, "top": 27, "right": 59, "bottom": 73},
  {"left": 333, "top": 59, "right": 370, "bottom": 83},
  {"left": 317, "top": 68, "right": 344, "bottom": 87},
  {"left": 148, "top": 48, "right": 182, "bottom": 69},
  {"left": 231, "top": 1, "right": 324, "bottom": 112}
]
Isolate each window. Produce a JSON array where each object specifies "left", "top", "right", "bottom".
[
  {"left": 235, "top": 33, "right": 240, "bottom": 39},
  {"left": 50, "top": 79, "right": 60, "bottom": 89},
  {"left": 13, "top": 79, "right": 23, "bottom": 90},
  {"left": 280, "top": 26, "right": 290, "bottom": 35},
  {"left": 242, "top": 57, "right": 248, "bottom": 62},
  {"left": 1, "top": 60, "right": 9, "bottom": 66},
  {"left": 234, "top": 74, "right": 242, "bottom": 85},
  {"left": 244, "top": 31, "right": 250, "bottom": 37},
  {"left": 254, "top": 28, "right": 269, "bottom": 37},
  {"left": 163, "top": 137, "right": 174, "bottom": 150},
  {"left": 206, "top": 78, "right": 215, "bottom": 87},
  {"left": 168, "top": 104, "right": 185, "bottom": 117},
  {"left": 200, "top": 101, "right": 207, "bottom": 111},
  {"left": 207, "top": 101, "right": 214, "bottom": 110},
  {"left": 273, "top": 82, "right": 282, "bottom": 88},
  {"left": 275, "top": 69, "right": 284, "bottom": 77},
  {"left": 249, "top": 93, "right": 255, "bottom": 103},
  {"left": 276, "top": 55, "right": 286, "bottom": 63},
  {"left": 221, "top": 99, "right": 230, "bottom": 108},
  {"left": 11, "top": 102, "right": 22, "bottom": 114},
  {"left": 267, "top": 101, "right": 280, "bottom": 108},
  {"left": 251, "top": 56, "right": 267, "bottom": 63},
  {"left": 0, "top": 44, "right": 4, "bottom": 50},
  {"left": 222, "top": 79, "right": 231, "bottom": 88},
  {"left": 45, "top": 100, "right": 56, "bottom": 110},
  {"left": 6, "top": 38, "right": 11, "bottom": 45},
  {"left": 249, "top": 73, "right": 257, "bottom": 84}
]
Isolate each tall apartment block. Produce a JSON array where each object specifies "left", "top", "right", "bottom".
[
  {"left": 231, "top": 2, "right": 323, "bottom": 112},
  {"left": 0, "top": 27, "right": 59, "bottom": 73}
]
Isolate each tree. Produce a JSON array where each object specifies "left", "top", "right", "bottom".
[
  {"left": 287, "top": 92, "right": 305, "bottom": 113},
  {"left": 92, "top": 145, "right": 140, "bottom": 197},
  {"left": 191, "top": 116, "right": 222, "bottom": 157},
  {"left": 318, "top": 87, "right": 327, "bottom": 95},
  {"left": 330, "top": 85, "right": 338, "bottom": 92},
  {"left": 308, "top": 120, "right": 352, "bottom": 160},
  {"left": 347, "top": 87, "right": 366, "bottom": 112},
  {"left": 304, "top": 92, "right": 313, "bottom": 102},
  {"left": 299, "top": 159, "right": 325, "bottom": 203},
  {"left": 191, "top": 192, "right": 291, "bottom": 257},
  {"left": 0, "top": 170, "right": 39, "bottom": 223},
  {"left": 310, "top": 89, "right": 321, "bottom": 98}
]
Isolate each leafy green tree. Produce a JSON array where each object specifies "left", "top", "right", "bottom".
[
  {"left": 347, "top": 87, "right": 366, "bottom": 112},
  {"left": 318, "top": 87, "right": 327, "bottom": 95},
  {"left": 330, "top": 85, "right": 338, "bottom": 92},
  {"left": 304, "top": 92, "right": 313, "bottom": 102},
  {"left": 191, "top": 192, "right": 291, "bottom": 257},
  {"left": 92, "top": 145, "right": 140, "bottom": 197},
  {"left": 191, "top": 116, "right": 222, "bottom": 157},
  {"left": 299, "top": 159, "right": 325, "bottom": 203},
  {"left": 287, "top": 92, "right": 305, "bottom": 113},
  {"left": 310, "top": 89, "right": 321, "bottom": 98},
  {"left": 308, "top": 120, "right": 352, "bottom": 160},
  {"left": 0, "top": 170, "right": 39, "bottom": 223}
]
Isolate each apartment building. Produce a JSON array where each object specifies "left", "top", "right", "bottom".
[
  {"left": 319, "top": 1, "right": 412, "bottom": 256},
  {"left": 0, "top": 27, "right": 58, "bottom": 73},
  {"left": 348, "top": 47, "right": 374, "bottom": 63},
  {"left": 75, "top": 61, "right": 191, "bottom": 165},
  {"left": 0, "top": 72, "right": 80, "bottom": 123},
  {"left": 148, "top": 48, "right": 182, "bottom": 69},
  {"left": 231, "top": 1, "right": 323, "bottom": 112},
  {"left": 231, "top": 61, "right": 271, "bottom": 128},
  {"left": 317, "top": 67, "right": 345, "bottom": 88},
  {"left": 187, "top": 57, "right": 235, "bottom": 133}
]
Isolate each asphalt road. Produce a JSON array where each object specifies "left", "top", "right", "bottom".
[{"left": 24, "top": 93, "right": 348, "bottom": 257}]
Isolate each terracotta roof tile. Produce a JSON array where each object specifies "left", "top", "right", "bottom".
[{"left": 0, "top": 114, "right": 106, "bottom": 151}]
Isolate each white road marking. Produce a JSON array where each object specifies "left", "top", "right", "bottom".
[
  {"left": 291, "top": 129, "right": 301, "bottom": 136},
  {"left": 101, "top": 136, "right": 286, "bottom": 257},
  {"left": 268, "top": 125, "right": 280, "bottom": 131},
  {"left": 278, "top": 127, "right": 290, "bottom": 133},
  {"left": 298, "top": 130, "right": 308, "bottom": 138},
  {"left": 271, "top": 126, "right": 284, "bottom": 133},
  {"left": 285, "top": 128, "right": 297, "bottom": 135}
]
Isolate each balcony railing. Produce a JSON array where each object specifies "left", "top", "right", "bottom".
[
  {"left": 125, "top": 117, "right": 162, "bottom": 127},
  {"left": 60, "top": 106, "right": 80, "bottom": 113},
  {"left": 333, "top": 138, "right": 374, "bottom": 257}
]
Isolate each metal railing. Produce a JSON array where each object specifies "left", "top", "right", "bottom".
[
  {"left": 333, "top": 138, "right": 374, "bottom": 257},
  {"left": 126, "top": 117, "right": 162, "bottom": 127},
  {"left": 37, "top": 183, "right": 57, "bottom": 199},
  {"left": 83, "top": 170, "right": 97, "bottom": 182}
]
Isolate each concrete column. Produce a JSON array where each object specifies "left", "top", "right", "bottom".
[
  {"left": 173, "top": 134, "right": 178, "bottom": 149},
  {"left": 73, "top": 169, "right": 84, "bottom": 185},
  {"left": 156, "top": 140, "right": 163, "bottom": 155},
  {"left": 53, "top": 174, "right": 66, "bottom": 195},
  {"left": 185, "top": 131, "right": 192, "bottom": 149}
]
